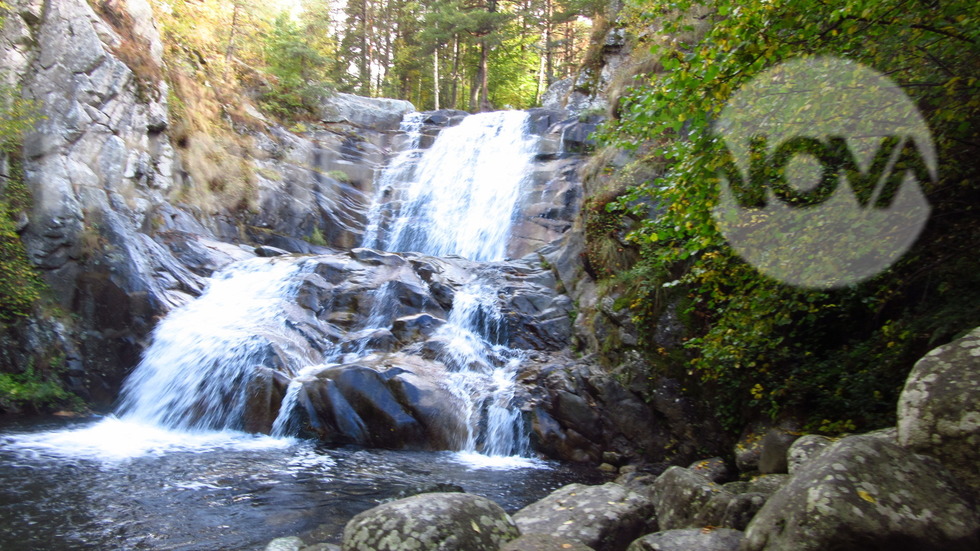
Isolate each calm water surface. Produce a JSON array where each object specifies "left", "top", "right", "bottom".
[{"left": 0, "top": 416, "right": 603, "bottom": 550}]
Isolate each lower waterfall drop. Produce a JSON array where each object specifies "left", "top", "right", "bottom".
[
  {"left": 116, "top": 257, "right": 319, "bottom": 431},
  {"left": 434, "top": 283, "right": 530, "bottom": 457}
]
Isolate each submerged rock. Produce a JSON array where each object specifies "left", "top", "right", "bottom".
[{"left": 341, "top": 492, "right": 519, "bottom": 551}]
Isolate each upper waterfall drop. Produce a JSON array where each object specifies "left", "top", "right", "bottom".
[{"left": 363, "top": 110, "right": 538, "bottom": 261}]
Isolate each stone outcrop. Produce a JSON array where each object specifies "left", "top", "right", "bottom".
[
  {"left": 540, "top": 29, "right": 628, "bottom": 114},
  {"left": 513, "top": 482, "right": 656, "bottom": 551},
  {"left": 2, "top": 0, "right": 192, "bottom": 397},
  {"left": 741, "top": 435, "right": 979, "bottom": 551},
  {"left": 228, "top": 249, "right": 574, "bottom": 453},
  {"left": 318, "top": 93, "right": 415, "bottom": 132},
  {"left": 897, "top": 326, "right": 980, "bottom": 500},
  {"left": 341, "top": 492, "right": 520, "bottom": 551},
  {"left": 627, "top": 528, "right": 743, "bottom": 551},
  {"left": 521, "top": 356, "right": 724, "bottom": 464}
]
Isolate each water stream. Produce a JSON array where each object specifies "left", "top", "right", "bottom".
[{"left": 0, "top": 110, "right": 583, "bottom": 549}]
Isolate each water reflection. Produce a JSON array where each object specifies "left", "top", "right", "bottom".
[{"left": 0, "top": 417, "right": 603, "bottom": 550}]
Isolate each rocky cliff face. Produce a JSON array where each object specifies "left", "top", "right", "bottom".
[
  {"left": 0, "top": 0, "right": 709, "bottom": 467},
  {"left": 0, "top": 0, "right": 596, "bottom": 419}
]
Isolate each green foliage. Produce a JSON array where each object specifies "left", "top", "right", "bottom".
[
  {"left": 598, "top": 0, "right": 980, "bottom": 431},
  {"left": 307, "top": 226, "right": 327, "bottom": 247},
  {"left": 0, "top": 363, "right": 73, "bottom": 412},
  {"left": 260, "top": 13, "right": 333, "bottom": 120},
  {"left": 0, "top": 70, "right": 44, "bottom": 322},
  {"left": 326, "top": 170, "right": 351, "bottom": 183},
  {"left": 0, "top": 185, "right": 44, "bottom": 322}
]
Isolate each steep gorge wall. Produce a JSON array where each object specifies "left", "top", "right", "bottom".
[
  {"left": 0, "top": 0, "right": 596, "bottom": 415},
  {"left": 0, "top": 0, "right": 723, "bottom": 469}
]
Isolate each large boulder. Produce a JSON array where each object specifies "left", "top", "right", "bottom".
[
  {"left": 341, "top": 492, "right": 519, "bottom": 551},
  {"left": 786, "top": 434, "right": 833, "bottom": 474},
  {"left": 649, "top": 467, "right": 727, "bottom": 530},
  {"left": 513, "top": 482, "right": 656, "bottom": 551},
  {"left": 627, "top": 528, "right": 744, "bottom": 551},
  {"left": 897, "top": 327, "right": 980, "bottom": 499},
  {"left": 692, "top": 490, "right": 767, "bottom": 532},
  {"left": 742, "top": 434, "right": 980, "bottom": 551},
  {"left": 500, "top": 533, "right": 595, "bottom": 551},
  {"left": 319, "top": 92, "right": 416, "bottom": 132},
  {"left": 688, "top": 457, "right": 733, "bottom": 484}
]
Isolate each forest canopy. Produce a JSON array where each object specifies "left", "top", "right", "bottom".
[{"left": 152, "top": 0, "right": 603, "bottom": 116}]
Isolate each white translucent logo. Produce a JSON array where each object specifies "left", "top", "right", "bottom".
[{"left": 713, "top": 56, "right": 935, "bottom": 289}]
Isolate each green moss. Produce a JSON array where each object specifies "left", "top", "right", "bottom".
[
  {"left": 307, "top": 226, "right": 327, "bottom": 246},
  {"left": 0, "top": 353, "right": 82, "bottom": 414}
]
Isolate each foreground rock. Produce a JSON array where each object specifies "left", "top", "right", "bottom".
[
  {"left": 501, "top": 533, "right": 595, "bottom": 551},
  {"left": 513, "top": 482, "right": 656, "bottom": 551},
  {"left": 341, "top": 492, "right": 519, "bottom": 551},
  {"left": 627, "top": 528, "right": 743, "bottom": 551},
  {"left": 897, "top": 326, "right": 980, "bottom": 500},
  {"left": 649, "top": 467, "right": 727, "bottom": 530},
  {"left": 741, "top": 434, "right": 980, "bottom": 551}
]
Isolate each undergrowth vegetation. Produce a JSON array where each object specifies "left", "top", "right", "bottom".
[{"left": 590, "top": 0, "right": 980, "bottom": 432}]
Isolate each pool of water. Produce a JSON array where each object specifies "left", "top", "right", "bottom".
[{"left": 0, "top": 416, "right": 604, "bottom": 550}]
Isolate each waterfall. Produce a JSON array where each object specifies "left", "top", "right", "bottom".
[
  {"left": 108, "top": 110, "right": 540, "bottom": 459},
  {"left": 361, "top": 112, "right": 425, "bottom": 249},
  {"left": 355, "top": 111, "right": 540, "bottom": 457},
  {"left": 116, "top": 258, "right": 319, "bottom": 431},
  {"left": 363, "top": 110, "right": 538, "bottom": 261},
  {"left": 435, "top": 283, "right": 529, "bottom": 457}
]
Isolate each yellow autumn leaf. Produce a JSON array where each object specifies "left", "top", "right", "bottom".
[
  {"left": 471, "top": 520, "right": 481, "bottom": 533},
  {"left": 857, "top": 490, "right": 876, "bottom": 503}
]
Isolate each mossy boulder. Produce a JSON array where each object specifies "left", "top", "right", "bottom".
[
  {"left": 898, "top": 326, "right": 980, "bottom": 500},
  {"left": 341, "top": 492, "right": 519, "bottom": 551},
  {"left": 742, "top": 435, "right": 980, "bottom": 551}
]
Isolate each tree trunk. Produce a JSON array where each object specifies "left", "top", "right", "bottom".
[
  {"left": 433, "top": 46, "right": 440, "bottom": 110},
  {"left": 450, "top": 35, "right": 460, "bottom": 109},
  {"left": 478, "top": 41, "right": 489, "bottom": 112},
  {"left": 545, "top": 0, "right": 554, "bottom": 85},
  {"left": 359, "top": 0, "right": 371, "bottom": 95},
  {"left": 223, "top": 0, "right": 242, "bottom": 79}
]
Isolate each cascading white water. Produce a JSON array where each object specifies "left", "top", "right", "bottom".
[
  {"left": 48, "top": 109, "right": 540, "bottom": 460},
  {"left": 357, "top": 111, "right": 541, "bottom": 457},
  {"left": 365, "top": 110, "right": 538, "bottom": 261},
  {"left": 434, "top": 283, "right": 530, "bottom": 457},
  {"left": 117, "top": 257, "right": 319, "bottom": 431},
  {"left": 361, "top": 112, "right": 426, "bottom": 249}
]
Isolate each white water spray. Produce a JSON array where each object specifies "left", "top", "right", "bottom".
[
  {"left": 365, "top": 110, "right": 538, "bottom": 261},
  {"left": 116, "top": 257, "right": 318, "bottom": 431}
]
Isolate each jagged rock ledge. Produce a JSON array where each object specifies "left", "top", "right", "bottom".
[{"left": 265, "top": 328, "right": 980, "bottom": 550}]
